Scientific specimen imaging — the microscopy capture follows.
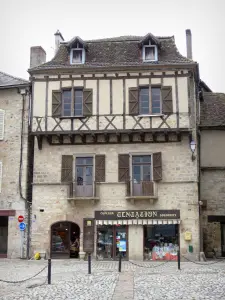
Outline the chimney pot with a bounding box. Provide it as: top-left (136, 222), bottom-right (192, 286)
top-left (30, 46), bottom-right (46, 69)
top-left (186, 29), bottom-right (193, 60)
top-left (54, 30), bottom-right (64, 54)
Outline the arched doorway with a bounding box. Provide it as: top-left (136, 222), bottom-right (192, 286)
top-left (51, 221), bottom-right (80, 259)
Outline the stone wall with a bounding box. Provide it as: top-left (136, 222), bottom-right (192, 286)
top-left (0, 88), bottom-right (29, 258)
top-left (31, 136), bottom-right (200, 259)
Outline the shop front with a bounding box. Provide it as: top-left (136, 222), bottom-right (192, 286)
top-left (95, 210), bottom-right (180, 261)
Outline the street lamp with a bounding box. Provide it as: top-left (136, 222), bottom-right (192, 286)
top-left (190, 140), bottom-right (196, 161)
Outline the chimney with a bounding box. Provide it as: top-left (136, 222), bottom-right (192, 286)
top-left (30, 46), bottom-right (46, 68)
top-left (54, 30), bottom-right (64, 54)
top-left (186, 29), bottom-right (193, 59)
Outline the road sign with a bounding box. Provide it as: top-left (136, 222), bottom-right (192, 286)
top-left (19, 222), bottom-right (26, 231)
top-left (18, 215), bottom-right (24, 223)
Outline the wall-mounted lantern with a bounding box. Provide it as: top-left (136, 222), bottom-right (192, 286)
top-left (190, 140), bottom-right (196, 161)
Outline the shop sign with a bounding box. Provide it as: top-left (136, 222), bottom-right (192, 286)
top-left (95, 210), bottom-right (180, 220)
top-left (83, 218), bottom-right (94, 253)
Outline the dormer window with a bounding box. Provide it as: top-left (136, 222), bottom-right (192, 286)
top-left (70, 42), bottom-right (85, 64)
top-left (142, 40), bottom-right (158, 62)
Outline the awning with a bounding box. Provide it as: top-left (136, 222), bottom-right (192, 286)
top-left (96, 219), bottom-right (180, 226)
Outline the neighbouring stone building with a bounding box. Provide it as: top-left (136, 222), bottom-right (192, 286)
top-left (200, 91), bottom-right (225, 258)
top-left (0, 71), bottom-right (30, 258)
top-left (28, 29), bottom-right (200, 260)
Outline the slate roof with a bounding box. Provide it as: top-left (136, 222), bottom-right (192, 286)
top-left (200, 92), bottom-right (225, 127)
top-left (0, 71), bottom-right (29, 89)
top-left (29, 34), bottom-right (195, 73)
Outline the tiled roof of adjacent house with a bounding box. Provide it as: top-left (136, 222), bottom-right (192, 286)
top-left (200, 92), bottom-right (225, 127)
top-left (0, 71), bottom-right (29, 89)
top-left (29, 34), bottom-right (195, 72)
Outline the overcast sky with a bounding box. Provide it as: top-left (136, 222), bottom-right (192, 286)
top-left (0, 0), bottom-right (224, 92)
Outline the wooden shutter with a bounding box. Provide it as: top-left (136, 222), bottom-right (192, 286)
top-left (83, 89), bottom-right (93, 116)
top-left (118, 154), bottom-right (130, 182)
top-left (61, 155), bottom-right (73, 182)
top-left (0, 162), bottom-right (2, 193)
top-left (142, 181), bottom-right (154, 196)
top-left (0, 110), bottom-right (5, 140)
top-left (153, 152), bottom-right (162, 181)
top-left (52, 90), bottom-right (62, 117)
top-left (129, 88), bottom-right (139, 115)
top-left (95, 155), bottom-right (105, 182)
top-left (162, 86), bottom-right (173, 114)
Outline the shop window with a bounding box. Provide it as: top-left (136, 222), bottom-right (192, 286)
top-left (144, 224), bottom-right (179, 261)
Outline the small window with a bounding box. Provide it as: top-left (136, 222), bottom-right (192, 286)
top-left (139, 87), bottom-right (161, 115)
top-left (143, 45), bottom-right (157, 62)
top-left (70, 44), bottom-right (85, 64)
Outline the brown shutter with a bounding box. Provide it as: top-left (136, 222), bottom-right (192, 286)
top-left (162, 86), bottom-right (173, 114)
top-left (95, 155), bottom-right (105, 182)
top-left (142, 181), bottom-right (154, 196)
top-left (61, 155), bottom-right (73, 182)
top-left (83, 89), bottom-right (93, 116)
top-left (129, 88), bottom-right (139, 115)
top-left (118, 154), bottom-right (130, 182)
top-left (52, 90), bottom-right (62, 117)
top-left (153, 152), bottom-right (162, 181)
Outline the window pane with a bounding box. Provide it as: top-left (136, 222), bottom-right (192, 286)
top-left (75, 90), bottom-right (83, 98)
top-left (74, 109), bottom-right (82, 116)
top-left (133, 166), bottom-right (141, 183)
top-left (132, 156), bottom-right (141, 163)
top-left (145, 47), bottom-right (155, 60)
top-left (86, 166), bottom-right (93, 184)
top-left (140, 88), bottom-right (149, 115)
top-left (143, 165), bottom-right (151, 181)
top-left (142, 156), bottom-right (151, 163)
top-left (85, 158), bottom-right (93, 165)
top-left (152, 107), bottom-right (161, 114)
top-left (72, 50), bottom-right (82, 63)
top-left (76, 167), bottom-right (84, 185)
top-left (63, 90), bottom-right (72, 116)
top-left (63, 110), bottom-right (71, 117)
top-left (76, 158), bottom-right (86, 165)
top-left (74, 89), bottom-right (83, 116)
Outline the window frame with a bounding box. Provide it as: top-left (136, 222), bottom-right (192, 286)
top-left (142, 40), bottom-right (158, 62)
top-left (70, 44), bottom-right (85, 65)
top-left (75, 156), bottom-right (94, 186)
top-left (61, 87), bottom-right (84, 117)
top-left (73, 154), bottom-right (95, 184)
top-left (0, 161), bottom-right (2, 193)
top-left (139, 85), bottom-right (162, 116)
top-left (132, 155), bottom-right (152, 183)
top-left (0, 109), bottom-right (5, 141)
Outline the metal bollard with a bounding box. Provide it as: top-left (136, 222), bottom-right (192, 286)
top-left (88, 253), bottom-right (91, 274)
top-left (118, 253), bottom-right (122, 272)
top-left (178, 250), bottom-right (181, 270)
top-left (48, 258), bottom-right (51, 284)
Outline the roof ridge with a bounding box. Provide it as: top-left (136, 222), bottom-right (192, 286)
top-left (0, 71), bottom-right (29, 83)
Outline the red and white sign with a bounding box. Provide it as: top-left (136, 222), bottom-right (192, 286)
top-left (18, 215), bottom-right (24, 223)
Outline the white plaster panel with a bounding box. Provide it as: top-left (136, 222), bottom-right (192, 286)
top-left (151, 78), bottom-right (161, 85)
top-left (112, 79), bottom-right (123, 114)
top-left (74, 80), bottom-right (84, 87)
top-left (178, 77), bottom-right (189, 113)
top-left (99, 80), bottom-right (110, 115)
top-left (61, 81), bottom-right (72, 88)
top-left (33, 81), bottom-right (46, 116)
top-left (139, 78), bottom-right (149, 85)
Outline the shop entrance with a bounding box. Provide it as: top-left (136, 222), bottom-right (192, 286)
top-left (96, 225), bottom-right (128, 260)
top-left (144, 224), bottom-right (179, 261)
top-left (50, 221), bottom-right (80, 259)
top-left (0, 217), bottom-right (8, 258)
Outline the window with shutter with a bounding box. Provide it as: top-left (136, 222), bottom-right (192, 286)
top-left (0, 162), bottom-right (2, 193)
top-left (0, 109), bottom-right (5, 140)
top-left (153, 152), bottom-right (162, 181)
top-left (162, 86), bottom-right (173, 114)
top-left (52, 91), bottom-right (62, 117)
top-left (118, 154), bottom-right (130, 182)
top-left (95, 155), bottom-right (105, 182)
top-left (61, 155), bottom-right (73, 182)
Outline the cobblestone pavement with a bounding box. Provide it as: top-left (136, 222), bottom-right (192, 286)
top-left (0, 259), bottom-right (225, 299)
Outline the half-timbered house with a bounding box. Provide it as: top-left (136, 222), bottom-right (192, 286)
top-left (28, 29), bottom-right (200, 260)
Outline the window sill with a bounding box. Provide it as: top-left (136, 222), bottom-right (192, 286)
top-left (137, 114), bottom-right (164, 118)
top-left (67, 196), bottom-right (100, 203)
top-left (59, 116), bottom-right (86, 120)
top-left (126, 195), bottom-right (158, 205)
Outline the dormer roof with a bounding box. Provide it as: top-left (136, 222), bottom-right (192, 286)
top-left (138, 33), bottom-right (161, 47)
top-left (67, 36), bottom-right (87, 49)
